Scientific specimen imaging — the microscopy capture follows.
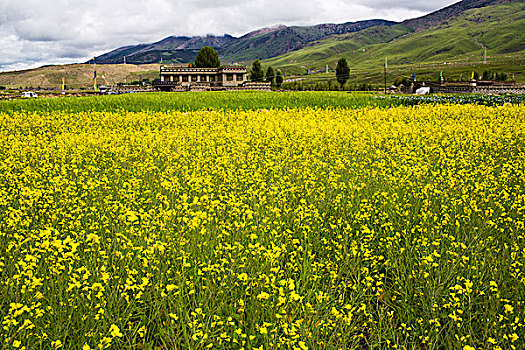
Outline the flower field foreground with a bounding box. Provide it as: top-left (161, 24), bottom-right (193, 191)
top-left (1, 104), bottom-right (524, 349)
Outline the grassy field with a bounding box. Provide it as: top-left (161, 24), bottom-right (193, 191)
top-left (2, 91), bottom-right (525, 114)
top-left (1, 93), bottom-right (524, 349)
top-left (282, 53), bottom-right (525, 89)
top-left (0, 92), bottom-right (395, 114)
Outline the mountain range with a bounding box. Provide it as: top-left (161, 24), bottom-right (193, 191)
top-left (94, 20), bottom-right (396, 65)
top-left (93, 0), bottom-right (524, 69)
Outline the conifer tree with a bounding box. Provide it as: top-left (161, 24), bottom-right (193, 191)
top-left (266, 66), bottom-right (275, 84)
top-left (195, 46), bottom-right (221, 68)
top-left (336, 58), bottom-right (350, 88)
top-left (250, 60), bottom-right (264, 82)
top-left (275, 71), bottom-right (284, 88)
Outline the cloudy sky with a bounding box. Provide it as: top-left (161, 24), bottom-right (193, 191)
top-left (0, 0), bottom-right (458, 71)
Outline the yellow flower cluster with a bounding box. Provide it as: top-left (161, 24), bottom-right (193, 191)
top-left (0, 104), bottom-right (524, 349)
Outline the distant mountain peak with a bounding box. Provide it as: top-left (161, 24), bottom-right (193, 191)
top-left (243, 25), bottom-right (288, 39)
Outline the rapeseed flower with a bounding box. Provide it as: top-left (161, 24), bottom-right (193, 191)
top-left (0, 103), bottom-right (523, 349)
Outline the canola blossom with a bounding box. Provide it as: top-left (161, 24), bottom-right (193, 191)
top-left (0, 104), bottom-right (524, 349)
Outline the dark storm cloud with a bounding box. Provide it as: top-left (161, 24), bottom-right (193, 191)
top-left (0, 0), bottom-right (458, 71)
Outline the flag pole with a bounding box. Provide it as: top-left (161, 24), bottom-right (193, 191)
top-left (93, 57), bottom-right (98, 92)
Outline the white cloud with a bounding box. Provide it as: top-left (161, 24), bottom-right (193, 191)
top-left (0, 0), bottom-right (457, 71)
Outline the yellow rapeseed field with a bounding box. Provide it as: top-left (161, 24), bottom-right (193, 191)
top-left (0, 104), bottom-right (524, 349)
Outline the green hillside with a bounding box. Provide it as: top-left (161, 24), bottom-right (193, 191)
top-left (264, 2), bottom-right (525, 79)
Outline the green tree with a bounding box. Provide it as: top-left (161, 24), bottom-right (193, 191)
top-left (266, 66), bottom-right (275, 84)
top-left (335, 58), bottom-right (350, 88)
top-left (250, 60), bottom-right (264, 82)
top-left (328, 80), bottom-right (339, 91)
top-left (195, 46), bottom-right (221, 68)
top-left (275, 71), bottom-right (284, 88)
top-left (495, 72), bottom-right (507, 81)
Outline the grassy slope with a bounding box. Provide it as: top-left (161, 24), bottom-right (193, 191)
top-left (264, 25), bottom-right (410, 71)
top-left (264, 3), bottom-right (525, 80)
top-left (0, 64), bottom-right (160, 90)
top-left (294, 53), bottom-right (525, 87)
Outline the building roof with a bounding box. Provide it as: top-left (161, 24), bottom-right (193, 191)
top-left (160, 65), bottom-right (247, 73)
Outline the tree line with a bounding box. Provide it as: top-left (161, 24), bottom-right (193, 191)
top-left (249, 57), bottom-right (351, 89)
top-left (248, 60), bottom-right (284, 88)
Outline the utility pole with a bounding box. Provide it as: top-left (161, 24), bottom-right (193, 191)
top-left (384, 57), bottom-right (387, 94)
top-left (484, 48), bottom-right (487, 64)
top-left (124, 56), bottom-right (126, 65)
